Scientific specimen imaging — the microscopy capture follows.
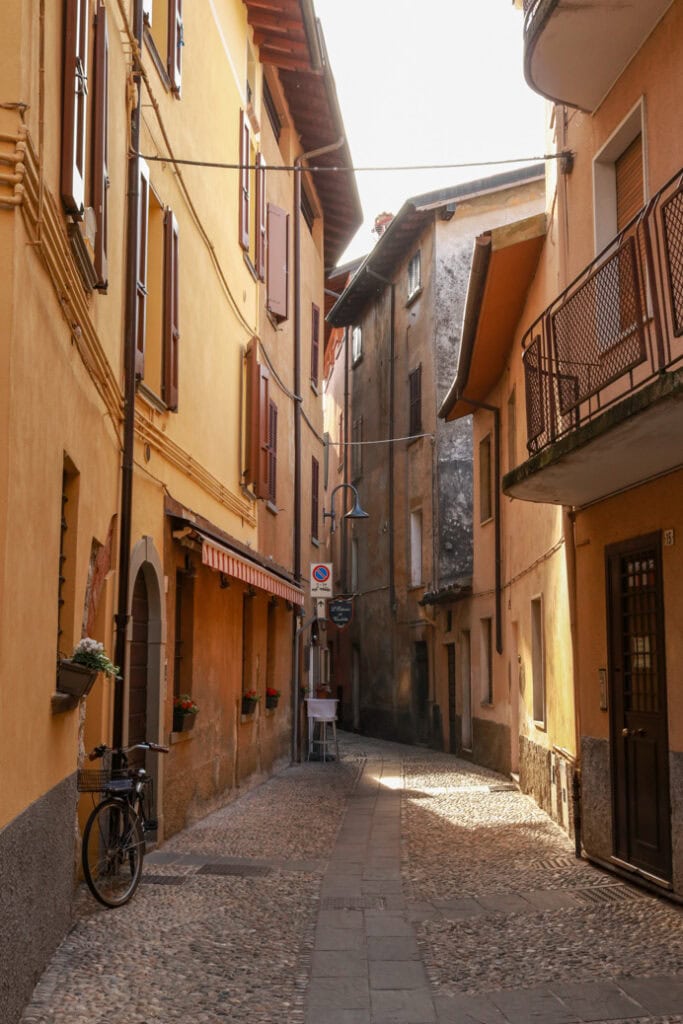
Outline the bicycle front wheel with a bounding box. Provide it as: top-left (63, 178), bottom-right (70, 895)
top-left (82, 798), bottom-right (144, 907)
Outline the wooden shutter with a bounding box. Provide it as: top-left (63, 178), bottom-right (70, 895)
top-left (92, 3), bottom-right (109, 288)
top-left (163, 209), bottom-right (180, 410)
top-left (267, 401), bottom-right (278, 503)
top-left (409, 366), bottom-right (422, 435)
top-left (61, 0), bottom-right (89, 216)
top-left (616, 134), bottom-right (643, 232)
top-left (352, 417), bottom-right (362, 479)
top-left (239, 110), bottom-right (250, 251)
top-left (135, 159), bottom-right (150, 379)
top-left (311, 456), bottom-right (319, 539)
top-left (266, 203), bottom-right (289, 320)
top-left (168, 0), bottom-right (183, 95)
top-left (245, 339), bottom-right (270, 499)
top-left (255, 153), bottom-right (266, 281)
top-left (311, 303), bottom-right (320, 385)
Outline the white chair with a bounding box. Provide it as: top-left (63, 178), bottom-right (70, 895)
top-left (305, 698), bottom-right (339, 762)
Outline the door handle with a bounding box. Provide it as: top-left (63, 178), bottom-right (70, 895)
top-left (622, 728), bottom-right (646, 738)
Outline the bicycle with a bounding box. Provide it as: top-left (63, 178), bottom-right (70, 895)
top-left (77, 741), bottom-right (169, 908)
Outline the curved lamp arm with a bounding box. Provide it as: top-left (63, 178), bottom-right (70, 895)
top-left (322, 483), bottom-right (369, 534)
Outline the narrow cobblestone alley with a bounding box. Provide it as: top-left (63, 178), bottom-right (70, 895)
top-left (20, 734), bottom-right (683, 1024)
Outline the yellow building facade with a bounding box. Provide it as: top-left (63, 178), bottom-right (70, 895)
top-left (0, 2), bottom-right (359, 1019)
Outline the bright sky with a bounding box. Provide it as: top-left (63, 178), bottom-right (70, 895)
top-left (313, 0), bottom-right (547, 263)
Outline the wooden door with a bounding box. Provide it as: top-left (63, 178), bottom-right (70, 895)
top-left (607, 533), bottom-right (672, 882)
top-left (446, 644), bottom-right (457, 754)
top-left (128, 570), bottom-right (149, 769)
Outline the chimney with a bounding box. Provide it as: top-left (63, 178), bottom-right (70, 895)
top-left (373, 212), bottom-right (394, 237)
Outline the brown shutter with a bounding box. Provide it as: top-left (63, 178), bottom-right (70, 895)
top-left (135, 159), bottom-right (150, 379)
top-left (266, 203), bottom-right (288, 320)
top-left (311, 456), bottom-right (319, 539)
top-left (92, 3), bottom-right (109, 288)
top-left (168, 0), bottom-right (183, 95)
top-left (61, 0), bottom-right (89, 217)
top-left (163, 209), bottom-right (180, 410)
top-left (616, 134), bottom-right (643, 232)
top-left (311, 303), bottom-right (320, 385)
top-left (239, 110), bottom-right (250, 251)
top-left (245, 339), bottom-right (270, 499)
top-left (409, 365), bottom-right (422, 435)
top-left (255, 153), bottom-right (266, 281)
top-left (267, 401), bottom-right (278, 503)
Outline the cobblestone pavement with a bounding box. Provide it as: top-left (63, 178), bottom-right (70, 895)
top-left (20, 734), bottom-right (683, 1024)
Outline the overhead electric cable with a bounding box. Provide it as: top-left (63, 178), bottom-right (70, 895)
top-left (135, 152), bottom-right (569, 174)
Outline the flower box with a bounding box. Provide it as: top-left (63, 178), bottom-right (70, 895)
top-left (57, 659), bottom-right (98, 699)
top-left (266, 694), bottom-right (279, 710)
top-left (242, 696), bottom-right (258, 715)
top-left (173, 711), bottom-right (196, 733)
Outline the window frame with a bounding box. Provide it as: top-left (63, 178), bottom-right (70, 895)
top-left (311, 455), bottom-right (320, 541)
top-left (410, 509), bottom-right (422, 588)
top-left (61, 0), bottom-right (90, 218)
top-left (267, 399), bottom-right (278, 505)
top-left (480, 617), bottom-right (493, 705)
top-left (310, 303), bottom-right (320, 388)
top-left (407, 250), bottom-right (422, 302)
top-left (351, 325), bottom-right (362, 366)
top-left (479, 433), bottom-right (493, 524)
top-left (531, 596), bottom-right (546, 727)
top-left (409, 365), bottom-right (422, 437)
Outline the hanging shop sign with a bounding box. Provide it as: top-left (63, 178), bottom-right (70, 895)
top-left (328, 598), bottom-right (353, 628)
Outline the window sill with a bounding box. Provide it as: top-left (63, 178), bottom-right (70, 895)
top-left (407, 433), bottom-right (423, 448)
top-left (310, 380), bottom-right (319, 396)
top-left (534, 719), bottom-right (547, 733)
top-left (266, 501), bottom-right (279, 516)
top-left (408, 583), bottom-right (424, 592)
top-left (243, 252), bottom-right (258, 281)
top-left (352, 354), bottom-right (363, 369)
top-left (137, 381), bottom-right (169, 413)
top-left (479, 515), bottom-right (494, 527)
top-left (406, 286), bottom-right (423, 308)
top-left (311, 536), bottom-right (320, 547)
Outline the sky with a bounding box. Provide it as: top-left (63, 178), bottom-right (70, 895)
top-left (312, 0), bottom-right (548, 262)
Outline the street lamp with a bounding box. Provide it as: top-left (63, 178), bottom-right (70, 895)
top-left (323, 482), bottom-right (369, 534)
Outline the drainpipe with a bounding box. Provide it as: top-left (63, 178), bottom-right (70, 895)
top-left (293, 135), bottom-right (345, 582)
top-left (459, 396), bottom-right (502, 656)
top-left (113, 0), bottom-right (143, 750)
top-left (564, 506), bottom-right (583, 858)
top-left (342, 325), bottom-right (350, 589)
top-left (292, 135), bottom-right (345, 758)
top-left (365, 269), bottom-right (396, 614)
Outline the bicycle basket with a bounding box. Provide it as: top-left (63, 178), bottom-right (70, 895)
top-left (77, 768), bottom-right (128, 793)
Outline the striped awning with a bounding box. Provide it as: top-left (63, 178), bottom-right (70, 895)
top-left (200, 534), bottom-right (304, 606)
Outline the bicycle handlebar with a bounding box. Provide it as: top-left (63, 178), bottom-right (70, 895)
top-left (88, 741), bottom-right (169, 761)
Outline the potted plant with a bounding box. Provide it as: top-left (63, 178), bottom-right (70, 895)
top-left (173, 693), bottom-right (199, 732)
top-left (57, 637), bottom-right (119, 699)
top-left (241, 690), bottom-right (259, 715)
top-left (265, 687), bottom-right (280, 710)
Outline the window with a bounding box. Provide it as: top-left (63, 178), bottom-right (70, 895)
top-left (409, 366), bottom-right (422, 436)
top-left (338, 412), bottom-right (344, 470)
top-left (255, 153), bottom-right (266, 282)
top-left (245, 338), bottom-right (270, 499)
top-left (239, 109), bottom-right (251, 252)
top-left (134, 160), bottom-right (180, 410)
top-left (301, 188), bottom-right (316, 233)
top-left (242, 592), bottom-right (255, 697)
top-left (407, 250), bottom-right (421, 301)
top-left (267, 400), bottom-right (278, 504)
top-left (593, 102), bottom-right (645, 253)
top-left (507, 388), bottom-right (517, 472)
top-left (263, 78), bottom-right (281, 142)
top-left (311, 456), bottom-right (319, 540)
top-left (351, 537), bottom-right (359, 592)
top-left (61, 0), bottom-right (109, 289)
top-left (144, 0), bottom-right (183, 95)
top-left (461, 631), bottom-right (472, 750)
top-left (310, 304), bottom-right (320, 387)
top-left (531, 597), bottom-right (545, 725)
top-left (480, 617), bottom-right (493, 704)
top-left (351, 325), bottom-right (362, 365)
top-left (174, 569), bottom-right (194, 699)
top-left (266, 600), bottom-right (277, 692)
top-left (410, 510), bottom-right (422, 587)
top-left (351, 417), bottom-right (363, 480)
top-left (479, 434), bottom-right (492, 523)
top-left (57, 457), bottom-right (80, 657)
top-left (266, 203), bottom-right (289, 321)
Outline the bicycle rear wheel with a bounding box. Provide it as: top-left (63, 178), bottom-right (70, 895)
top-left (82, 797), bottom-right (144, 907)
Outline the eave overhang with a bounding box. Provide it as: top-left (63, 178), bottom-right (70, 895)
top-left (439, 213), bottom-right (546, 422)
top-left (243, 1), bottom-right (363, 267)
top-left (328, 164), bottom-right (545, 328)
top-left (523, 0), bottom-right (674, 113)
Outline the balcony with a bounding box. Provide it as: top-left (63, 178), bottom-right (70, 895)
top-left (504, 167), bottom-right (683, 508)
top-left (523, 0), bottom-right (674, 112)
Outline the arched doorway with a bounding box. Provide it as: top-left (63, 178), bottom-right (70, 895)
top-left (128, 569), bottom-right (149, 769)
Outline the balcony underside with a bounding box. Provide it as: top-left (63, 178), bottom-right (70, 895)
top-left (503, 369), bottom-right (683, 507)
top-left (524, 0), bottom-right (674, 112)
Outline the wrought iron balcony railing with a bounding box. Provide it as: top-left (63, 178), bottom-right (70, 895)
top-left (522, 167), bottom-right (683, 455)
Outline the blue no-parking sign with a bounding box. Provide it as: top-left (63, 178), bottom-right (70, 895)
top-left (310, 562), bottom-right (333, 596)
